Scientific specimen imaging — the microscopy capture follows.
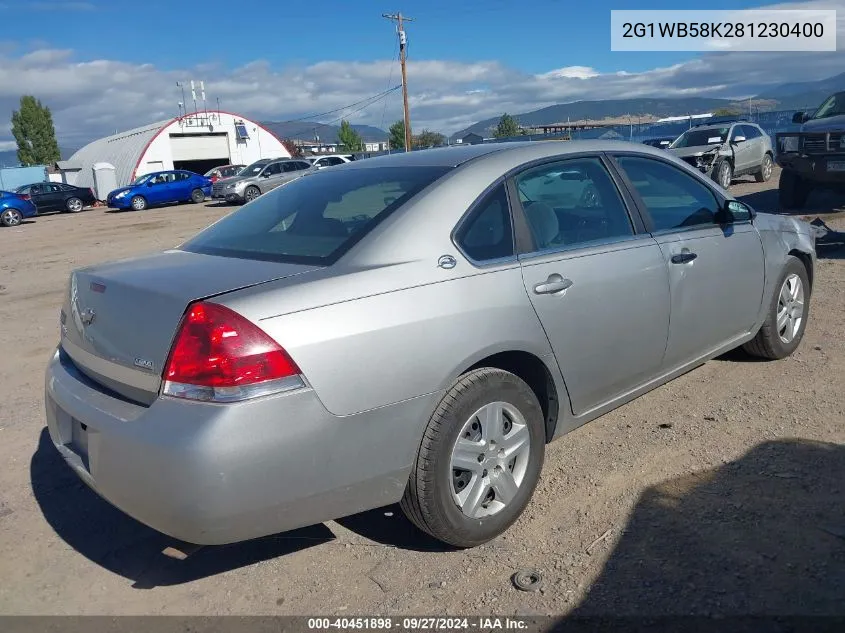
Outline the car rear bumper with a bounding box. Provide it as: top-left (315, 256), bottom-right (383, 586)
top-left (44, 347), bottom-right (434, 545)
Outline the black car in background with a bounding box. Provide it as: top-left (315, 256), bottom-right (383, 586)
top-left (15, 182), bottom-right (97, 214)
top-left (642, 136), bottom-right (677, 149)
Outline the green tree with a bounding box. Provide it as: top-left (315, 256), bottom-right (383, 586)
top-left (337, 120), bottom-right (363, 152)
top-left (494, 113), bottom-right (522, 139)
top-left (413, 129), bottom-right (446, 149)
top-left (388, 120), bottom-right (406, 150)
top-left (11, 95), bottom-right (61, 166)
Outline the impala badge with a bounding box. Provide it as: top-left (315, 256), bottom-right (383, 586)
top-left (80, 308), bottom-right (96, 326)
top-left (134, 357), bottom-right (154, 371)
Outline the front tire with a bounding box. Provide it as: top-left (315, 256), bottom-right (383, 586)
top-left (743, 256), bottom-right (810, 360)
top-left (65, 197), bottom-right (84, 213)
top-left (1, 208), bottom-right (23, 227)
top-left (400, 368), bottom-right (545, 548)
top-left (130, 195), bottom-right (147, 211)
top-left (713, 159), bottom-right (733, 189)
top-left (243, 186), bottom-right (260, 203)
top-left (191, 188), bottom-right (205, 204)
top-left (755, 154), bottom-right (773, 183)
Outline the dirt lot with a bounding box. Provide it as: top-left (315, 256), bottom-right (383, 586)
top-left (0, 168), bottom-right (843, 617)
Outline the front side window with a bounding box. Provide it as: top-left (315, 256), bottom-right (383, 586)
top-left (743, 125), bottom-right (762, 140)
top-left (515, 158), bottom-right (634, 251)
top-left (616, 156), bottom-right (720, 232)
top-left (182, 166), bottom-right (450, 264)
top-left (455, 184), bottom-right (513, 262)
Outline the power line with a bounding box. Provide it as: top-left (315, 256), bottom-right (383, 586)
top-left (277, 85), bottom-right (402, 125)
top-left (277, 86), bottom-right (402, 141)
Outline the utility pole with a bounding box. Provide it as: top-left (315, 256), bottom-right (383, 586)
top-left (383, 12), bottom-right (414, 151)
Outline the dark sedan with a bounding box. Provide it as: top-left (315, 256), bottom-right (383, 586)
top-left (15, 182), bottom-right (97, 214)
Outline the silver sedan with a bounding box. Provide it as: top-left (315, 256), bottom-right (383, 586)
top-left (45, 141), bottom-right (816, 547)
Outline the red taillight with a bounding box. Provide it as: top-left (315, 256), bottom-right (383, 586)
top-left (18, 193), bottom-right (30, 201)
top-left (162, 301), bottom-right (302, 402)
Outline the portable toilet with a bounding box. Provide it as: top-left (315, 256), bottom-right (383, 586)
top-left (92, 162), bottom-right (117, 201)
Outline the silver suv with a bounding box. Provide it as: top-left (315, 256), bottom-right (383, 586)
top-left (213, 158), bottom-right (316, 203)
top-left (668, 120), bottom-right (774, 189)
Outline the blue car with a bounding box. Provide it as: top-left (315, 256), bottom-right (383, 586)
top-left (106, 170), bottom-right (212, 211)
top-left (1, 190), bottom-right (38, 227)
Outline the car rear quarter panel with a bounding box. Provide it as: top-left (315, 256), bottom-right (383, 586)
top-left (219, 264), bottom-right (555, 417)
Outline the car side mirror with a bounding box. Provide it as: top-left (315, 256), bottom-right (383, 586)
top-left (716, 199), bottom-right (754, 224)
top-left (146, 181), bottom-right (153, 187)
top-left (732, 136), bottom-right (746, 144)
top-left (261, 172), bottom-right (270, 178)
top-left (792, 111), bottom-right (807, 124)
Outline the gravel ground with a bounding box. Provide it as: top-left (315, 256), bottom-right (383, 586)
top-left (0, 168), bottom-right (843, 617)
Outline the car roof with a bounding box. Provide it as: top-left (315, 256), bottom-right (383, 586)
top-left (341, 140), bottom-right (679, 172)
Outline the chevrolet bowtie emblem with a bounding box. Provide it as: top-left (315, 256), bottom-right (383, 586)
top-left (80, 308), bottom-right (96, 326)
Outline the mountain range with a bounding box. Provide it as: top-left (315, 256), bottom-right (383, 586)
top-left (259, 121), bottom-right (388, 143)
top-left (450, 71), bottom-right (845, 140)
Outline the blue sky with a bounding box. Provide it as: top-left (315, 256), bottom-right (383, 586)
top-left (7, 0), bottom-right (771, 72)
top-left (0, 0), bottom-right (843, 148)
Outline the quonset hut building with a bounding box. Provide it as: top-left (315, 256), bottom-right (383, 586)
top-left (61, 111), bottom-right (290, 194)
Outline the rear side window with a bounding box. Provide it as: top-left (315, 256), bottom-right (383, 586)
top-left (182, 166), bottom-right (451, 264)
top-left (455, 184), bottom-right (514, 262)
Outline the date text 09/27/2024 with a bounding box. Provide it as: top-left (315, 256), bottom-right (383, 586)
top-left (307, 617), bottom-right (530, 631)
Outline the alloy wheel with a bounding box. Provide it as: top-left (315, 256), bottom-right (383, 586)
top-left (67, 198), bottom-right (83, 212)
top-left (1, 209), bottom-right (22, 227)
top-left (776, 273), bottom-right (805, 344)
top-left (450, 401), bottom-right (531, 519)
top-left (720, 162), bottom-right (732, 189)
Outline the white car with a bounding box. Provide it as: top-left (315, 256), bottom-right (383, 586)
top-left (306, 155), bottom-right (353, 169)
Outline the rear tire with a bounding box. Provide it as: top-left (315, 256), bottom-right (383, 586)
top-left (400, 368), bottom-right (545, 548)
top-left (755, 154), bottom-right (773, 183)
top-left (743, 256), bottom-right (810, 360)
top-left (65, 197), bottom-right (84, 213)
top-left (779, 169), bottom-right (810, 209)
top-left (190, 188), bottom-right (205, 204)
top-left (1, 208), bottom-right (23, 227)
top-left (130, 195), bottom-right (147, 211)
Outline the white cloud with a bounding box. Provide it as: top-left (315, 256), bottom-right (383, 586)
top-left (0, 0), bottom-right (843, 147)
top-left (541, 66), bottom-right (600, 80)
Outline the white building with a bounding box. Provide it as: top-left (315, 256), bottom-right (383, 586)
top-left (62, 111), bottom-right (290, 190)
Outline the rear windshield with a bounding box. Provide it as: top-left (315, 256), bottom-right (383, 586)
top-left (181, 166), bottom-right (451, 265)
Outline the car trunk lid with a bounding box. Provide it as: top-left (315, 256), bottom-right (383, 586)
top-left (60, 249), bottom-right (320, 405)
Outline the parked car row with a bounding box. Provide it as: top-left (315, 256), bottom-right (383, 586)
top-left (2, 155), bottom-right (356, 227)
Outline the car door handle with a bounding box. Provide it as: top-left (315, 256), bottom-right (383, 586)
top-left (533, 274), bottom-right (573, 295)
top-left (671, 252), bottom-right (698, 264)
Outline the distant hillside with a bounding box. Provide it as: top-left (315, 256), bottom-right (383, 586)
top-left (261, 121), bottom-right (387, 143)
top-left (452, 72), bottom-right (845, 140)
top-left (451, 97), bottom-right (736, 140)
top-left (0, 147), bottom-right (79, 168)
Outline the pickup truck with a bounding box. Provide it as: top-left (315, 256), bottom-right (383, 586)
top-left (776, 91), bottom-right (845, 209)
